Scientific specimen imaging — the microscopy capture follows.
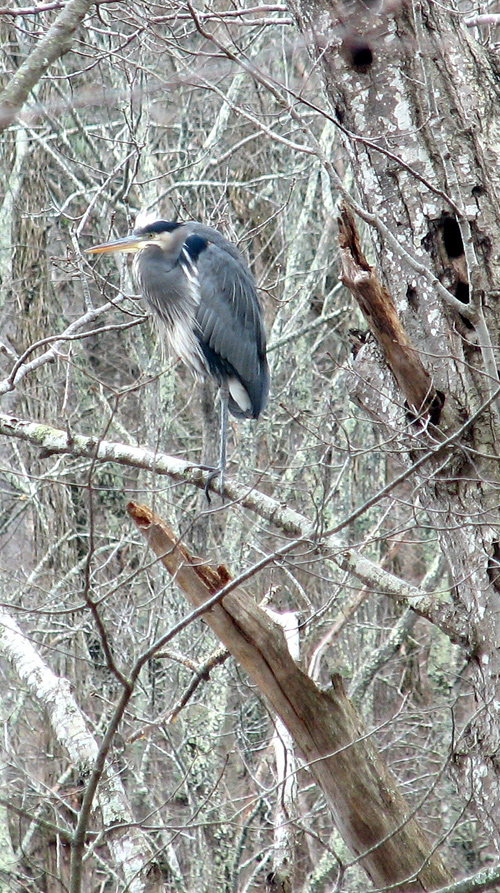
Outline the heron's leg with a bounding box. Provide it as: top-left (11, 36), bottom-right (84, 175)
top-left (218, 380), bottom-right (228, 491)
top-left (204, 381), bottom-right (229, 501)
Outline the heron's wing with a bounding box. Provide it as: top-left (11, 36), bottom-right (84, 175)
top-left (183, 222), bottom-right (245, 265)
top-left (195, 241), bottom-right (266, 384)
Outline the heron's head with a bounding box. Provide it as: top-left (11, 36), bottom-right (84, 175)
top-left (85, 219), bottom-right (183, 256)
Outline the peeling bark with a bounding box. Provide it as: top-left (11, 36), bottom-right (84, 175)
top-left (338, 204), bottom-right (443, 422)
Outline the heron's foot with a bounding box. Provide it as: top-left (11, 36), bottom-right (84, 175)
top-left (183, 462), bottom-right (225, 503)
top-left (204, 466), bottom-right (225, 504)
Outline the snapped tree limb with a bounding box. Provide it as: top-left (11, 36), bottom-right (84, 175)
top-left (0, 410), bottom-right (465, 640)
top-left (128, 501), bottom-right (453, 892)
top-left (338, 204), bottom-right (444, 423)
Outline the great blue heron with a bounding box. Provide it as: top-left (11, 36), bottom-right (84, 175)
top-left (85, 216), bottom-right (270, 496)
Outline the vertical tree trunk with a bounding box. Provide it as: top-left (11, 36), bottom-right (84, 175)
top-left (286, 0), bottom-right (500, 843)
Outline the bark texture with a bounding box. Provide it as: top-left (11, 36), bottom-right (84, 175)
top-left (0, 0), bottom-right (95, 130)
top-left (0, 607), bottom-right (162, 893)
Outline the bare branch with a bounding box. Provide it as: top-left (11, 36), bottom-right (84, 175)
top-left (0, 294), bottom-right (140, 396)
top-left (0, 606), bottom-right (161, 893)
top-left (432, 863), bottom-right (500, 893)
top-left (0, 410), bottom-right (469, 640)
top-left (0, 0), bottom-right (95, 132)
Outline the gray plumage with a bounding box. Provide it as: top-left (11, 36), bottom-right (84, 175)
top-left (131, 220), bottom-right (269, 419)
top-left (86, 217), bottom-right (269, 496)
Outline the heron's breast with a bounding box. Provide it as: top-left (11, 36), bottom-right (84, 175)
top-left (165, 319), bottom-right (207, 380)
top-left (133, 247), bottom-right (207, 379)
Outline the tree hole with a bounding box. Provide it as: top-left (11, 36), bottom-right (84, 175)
top-left (442, 216), bottom-right (464, 259)
top-left (487, 541), bottom-right (500, 591)
top-left (406, 283), bottom-right (419, 311)
top-left (405, 390), bottom-right (445, 427)
top-left (429, 390), bottom-right (445, 425)
top-left (341, 36), bottom-right (373, 72)
top-left (459, 312), bottom-right (474, 330)
top-left (424, 214), bottom-right (470, 305)
top-left (455, 280), bottom-right (470, 304)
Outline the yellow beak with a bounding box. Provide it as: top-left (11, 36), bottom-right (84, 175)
top-left (85, 234), bottom-right (147, 255)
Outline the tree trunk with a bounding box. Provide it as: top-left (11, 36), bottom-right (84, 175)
top-left (286, 0), bottom-right (500, 843)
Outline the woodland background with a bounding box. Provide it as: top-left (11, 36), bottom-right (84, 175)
top-left (1, 1), bottom-right (500, 892)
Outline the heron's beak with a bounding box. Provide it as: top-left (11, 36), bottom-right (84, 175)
top-left (85, 234), bottom-right (147, 255)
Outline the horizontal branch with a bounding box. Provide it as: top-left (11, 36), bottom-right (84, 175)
top-left (0, 295), bottom-right (142, 397)
top-left (0, 411), bottom-right (466, 642)
top-left (432, 862), bottom-right (500, 893)
top-left (0, 0), bottom-right (116, 15)
top-left (0, 794), bottom-right (74, 844)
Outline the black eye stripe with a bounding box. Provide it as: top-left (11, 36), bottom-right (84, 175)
top-left (134, 220), bottom-right (181, 236)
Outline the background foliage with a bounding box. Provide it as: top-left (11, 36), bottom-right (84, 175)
top-left (0, 2), bottom-right (492, 891)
